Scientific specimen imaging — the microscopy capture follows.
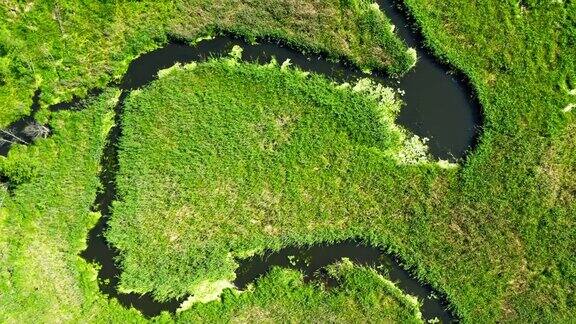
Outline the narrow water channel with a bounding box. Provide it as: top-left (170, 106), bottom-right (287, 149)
top-left (377, 0), bottom-right (482, 160)
top-left (0, 90), bottom-right (42, 156)
top-left (235, 241), bottom-right (455, 323)
top-left (1, 0), bottom-right (480, 321)
top-left (121, 30), bottom-right (480, 160)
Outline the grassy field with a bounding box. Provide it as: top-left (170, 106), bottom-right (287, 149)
top-left (0, 0), bottom-right (574, 323)
top-left (0, 89), bottom-right (139, 322)
top-left (398, 0), bottom-right (576, 321)
top-left (0, 86), bottom-right (425, 323)
top-left (0, 0), bottom-right (413, 128)
top-left (108, 57), bottom-right (431, 301)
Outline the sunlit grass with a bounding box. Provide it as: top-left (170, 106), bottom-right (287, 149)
top-left (107, 57), bottom-right (435, 301)
top-left (0, 0), bottom-right (413, 127)
top-left (176, 261), bottom-right (423, 323)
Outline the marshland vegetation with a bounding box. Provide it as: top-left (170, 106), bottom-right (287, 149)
top-left (108, 57), bottom-right (431, 302)
top-left (0, 0), bottom-right (574, 322)
top-left (0, 0), bottom-right (414, 127)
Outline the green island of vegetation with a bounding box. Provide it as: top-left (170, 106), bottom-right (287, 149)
top-left (0, 0), bottom-right (575, 323)
top-left (109, 56), bottom-right (429, 301)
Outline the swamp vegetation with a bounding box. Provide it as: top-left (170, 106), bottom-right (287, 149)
top-left (177, 261), bottom-right (423, 323)
top-left (109, 57), bottom-right (430, 302)
top-left (0, 0), bottom-right (575, 323)
top-left (0, 0), bottom-right (414, 127)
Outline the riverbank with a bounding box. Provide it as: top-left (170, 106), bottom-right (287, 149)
top-left (0, 0), bottom-right (414, 128)
top-left (106, 56), bottom-right (444, 314)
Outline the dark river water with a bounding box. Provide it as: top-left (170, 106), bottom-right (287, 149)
top-left (118, 0), bottom-right (481, 161)
top-left (0, 0), bottom-right (482, 321)
top-left (235, 241), bottom-right (455, 322)
top-left (378, 0), bottom-right (482, 161)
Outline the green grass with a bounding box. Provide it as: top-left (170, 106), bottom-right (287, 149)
top-left (0, 0), bottom-right (575, 322)
top-left (0, 89), bottom-right (142, 322)
top-left (175, 261), bottom-right (423, 323)
top-left (0, 81), bottom-right (425, 323)
top-left (0, 0), bottom-right (413, 128)
top-left (108, 57), bottom-right (432, 301)
top-left (397, 0), bottom-right (576, 321)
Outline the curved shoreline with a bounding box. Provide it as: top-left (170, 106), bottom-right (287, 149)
top-left (235, 240), bottom-right (456, 322)
top-left (81, 34), bottom-right (464, 320)
top-left (378, 0), bottom-right (482, 160)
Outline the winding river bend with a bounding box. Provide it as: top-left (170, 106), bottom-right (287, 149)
top-left (1, 0), bottom-right (482, 321)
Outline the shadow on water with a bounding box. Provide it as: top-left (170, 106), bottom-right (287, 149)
top-left (2, 0), bottom-right (483, 320)
top-left (49, 88), bottom-right (105, 112)
top-left (0, 88), bottom-right (105, 157)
